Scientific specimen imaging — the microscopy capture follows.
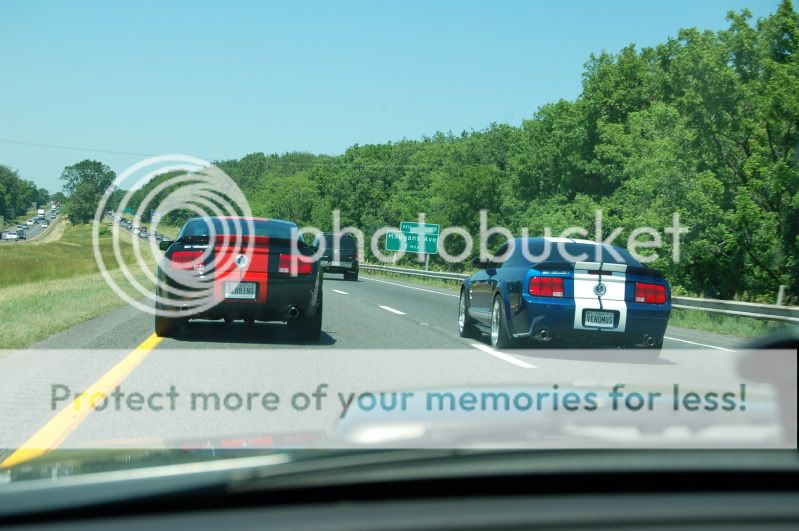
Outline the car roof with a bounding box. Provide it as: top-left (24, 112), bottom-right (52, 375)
top-left (187, 216), bottom-right (295, 226)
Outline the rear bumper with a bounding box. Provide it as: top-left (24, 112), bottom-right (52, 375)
top-left (320, 260), bottom-right (358, 273)
top-left (157, 275), bottom-right (320, 322)
top-left (511, 298), bottom-right (670, 346)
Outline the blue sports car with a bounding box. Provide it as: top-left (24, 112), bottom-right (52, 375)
top-left (458, 237), bottom-right (671, 357)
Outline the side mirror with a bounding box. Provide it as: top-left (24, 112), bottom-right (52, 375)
top-left (159, 240), bottom-right (172, 251)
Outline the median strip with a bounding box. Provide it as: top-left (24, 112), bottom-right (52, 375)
top-left (0, 333), bottom-right (163, 468)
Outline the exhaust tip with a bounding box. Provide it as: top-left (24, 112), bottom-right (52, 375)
top-left (287, 306), bottom-right (300, 319)
top-left (535, 329), bottom-right (552, 342)
top-left (644, 335), bottom-right (657, 347)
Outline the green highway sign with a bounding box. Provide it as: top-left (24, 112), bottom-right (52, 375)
top-left (386, 221), bottom-right (440, 254)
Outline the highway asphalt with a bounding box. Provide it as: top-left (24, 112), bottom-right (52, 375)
top-left (1, 270), bottom-right (767, 461)
top-left (0, 212), bottom-right (58, 243)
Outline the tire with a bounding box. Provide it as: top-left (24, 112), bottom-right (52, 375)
top-left (490, 295), bottom-right (514, 349)
top-left (154, 314), bottom-right (179, 338)
top-left (344, 269), bottom-right (359, 281)
top-left (458, 288), bottom-right (474, 338)
top-left (289, 294), bottom-right (323, 341)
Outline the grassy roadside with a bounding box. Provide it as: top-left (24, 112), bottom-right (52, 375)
top-left (0, 222), bottom-right (158, 349)
top-left (0, 221), bottom-right (155, 288)
top-left (0, 269), bottom-right (155, 349)
top-left (359, 268), bottom-right (794, 338)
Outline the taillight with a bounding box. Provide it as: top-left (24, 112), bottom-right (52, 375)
top-left (634, 282), bottom-right (666, 304)
top-left (278, 254), bottom-right (313, 276)
top-left (529, 276), bottom-right (564, 297)
top-left (170, 250), bottom-right (203, 270)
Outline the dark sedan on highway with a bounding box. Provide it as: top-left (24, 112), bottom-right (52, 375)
top-left (459, 237), bottom-right (671, 357)
top-left (315, 232), bottom-right (359, 280)
top-left (155, 217), bottom-right (323, 340)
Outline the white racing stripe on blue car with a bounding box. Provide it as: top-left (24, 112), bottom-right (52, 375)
top-left (572, 262), bottom-right (628, 332)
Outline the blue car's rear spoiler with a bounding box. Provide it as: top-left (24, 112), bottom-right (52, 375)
top-left (533, 261), bottom-right (665, 278)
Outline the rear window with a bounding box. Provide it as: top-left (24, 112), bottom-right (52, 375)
top-left (509, 238), bottom-right (643, 267)
top-left (323, 234), bottom-right (356, 250)
top-left (180, 218), bottom-right (301, 241)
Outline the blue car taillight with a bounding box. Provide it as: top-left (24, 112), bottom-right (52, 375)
top-left (529, 276), bottom-right (564, 297)
top-left (634, 282), bottom-right (666, 304)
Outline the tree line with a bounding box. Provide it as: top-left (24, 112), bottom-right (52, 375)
top-left (60, 1), bottom-right (799, 302)
top-left (0, 165), bottom-right (50, 223)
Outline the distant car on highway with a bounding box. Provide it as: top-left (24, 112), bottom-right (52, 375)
top-left (42, 222), bottom-right (49, 228)
top-left (16, 230), bottom-right (26, 241)
top-left (26, 220), bottom-right (34, 226)
top-left (458, 237), bottom-right (671, 358)
top-left (3, 231), bottom-right (18, 241)
top-left (315, 232), bottom-right (359, 280)
top-left (154, 217), bottom-right (323, 340)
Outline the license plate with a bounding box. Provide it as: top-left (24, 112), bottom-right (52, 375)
top-left (224, 282), bottom-right (256, 300)
top-left (584, 310), bottom-right (615, 328)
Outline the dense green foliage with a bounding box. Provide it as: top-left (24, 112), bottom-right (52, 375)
top-left (61, 160), bottom-right (116, 224)
top-left (66, 2), bottom-right (799, 302)
top-left (0, 165), bottom-right (49, 223)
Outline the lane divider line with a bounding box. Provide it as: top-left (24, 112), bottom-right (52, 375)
top-left (1, 333), bottom-right (164, 468)
top-left (361, 276), bottom-right (459, 297)
top-left (470, 343), bottom-right (538, 369)
top-left (379, 305), bottom-right (406, 315)
top-left (331, 289), bottom-right (349, 295)
top-left (664, 336), bottom-right (736, 352)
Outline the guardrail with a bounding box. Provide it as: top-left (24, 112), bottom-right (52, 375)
top-left (360, 264), bottom-right (799, 324)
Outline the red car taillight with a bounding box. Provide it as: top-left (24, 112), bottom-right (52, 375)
top-left (529, 276), bottom-right (564, 297)
top-left (278, 254), bottom-right (313, 275)
top-left (170, 250), bottom-right (203, 270)
top-left (634, 282), bottom-right (666, 304)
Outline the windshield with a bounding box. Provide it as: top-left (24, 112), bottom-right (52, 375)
top-left (323, 234), bottom-right (357, 250)
top-left (0, 0), bottom-right (796, 519)
top-left (510, 239), bottom-right (644, 267)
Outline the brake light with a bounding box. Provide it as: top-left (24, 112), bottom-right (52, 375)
top-left (170, 250), bottom-right (203, 270)
top-left (529, 276), bottom-right (564, 297)
top-left (634, 282), bottom-right (666, 304)
top-left (278, 253), bottom-right (313, 275)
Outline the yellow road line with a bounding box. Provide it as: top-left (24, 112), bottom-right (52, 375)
top-left (1, 333), bottom-right (163, 468)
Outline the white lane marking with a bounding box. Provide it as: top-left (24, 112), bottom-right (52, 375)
top-left (361, 276), bottom-right (459, 297)
top-left (664, 336), bottom-right (737, 352)
top-left (331, 289), bottom-right (349, 295)
top-left (470, 343), bottom-right (538, 369)
top-left (379, 305), bottom-right (406, 315)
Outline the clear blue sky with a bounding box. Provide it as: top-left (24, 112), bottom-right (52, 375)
top-left (0, 0), bottom-right (782, 191)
